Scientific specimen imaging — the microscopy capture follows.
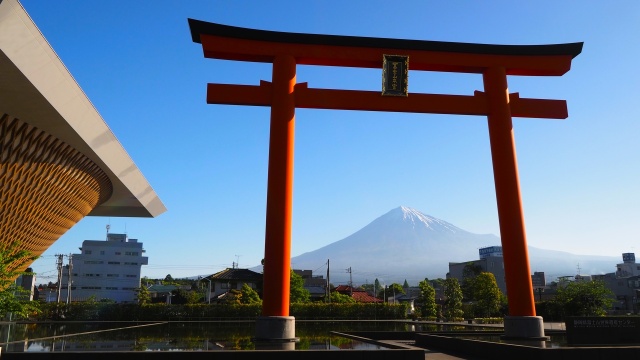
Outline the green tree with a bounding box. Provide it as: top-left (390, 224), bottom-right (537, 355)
top-left (443, 278), bottom-right (464, 320)
top-left (0, 243), bottom-right (40, 319)
top-left (330, 291), bottom-right (356, 303)
top-left (239, 283), bottom-right (262, 305)
top-left (361, 283), bottom-right (374, 294)
top-left (134, 285), bottom-right (151, 305)
top-left (432, 278), bottom-right (445, 290)
top-left (466, 272), bottom-right (503, 318)
top-left (554, 280), bottom-right (614, 317)
top-left (461, 264), bottom-right (483, 300)
top-left (417, 278), bottom-right (437, 318)
top-left (403, 279), bottom-right (410, 289)
top-left (289, 270), bottom-right (310, 303)
top-left (170, 288), bottom-right (201, 304)
top-left (383, 283), bottom-right (405, 301)
top-left (462, 264), bottom-right (483, 278)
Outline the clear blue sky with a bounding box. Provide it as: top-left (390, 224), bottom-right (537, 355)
top-left (21, 1), bottom-right (640, 283)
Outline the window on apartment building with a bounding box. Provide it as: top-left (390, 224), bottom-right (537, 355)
top-left (106, 287), bottom-right (118, 290)
top-left (125, 252), bottom-right (139, 256)
top-left (84, 261), bottom-right (104, 264)
top-left (100, 251), bottom-right (105, 255)
top-left (125, 275), bottom-right (137, 278)
top-left (108, 261), bottom-right (120, 265)
top-left (115, 252), bottom-right (121, 255)
top-left (85, 250), bottom-right (92, 254)
top-left (124, 262), bottom-right (138, 265)
top-left (107, 274), bottom-right (119, 277)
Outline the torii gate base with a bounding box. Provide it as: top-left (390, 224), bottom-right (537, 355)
top-left (504, 316), bottom-right (546, 341)
top-left (254, 316), bottom-right (297, 349)
top-left (188, 20), bottom-right (582, 344)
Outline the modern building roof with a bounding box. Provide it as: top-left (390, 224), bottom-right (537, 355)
top-left (0, 0), bottom-right (165, 217)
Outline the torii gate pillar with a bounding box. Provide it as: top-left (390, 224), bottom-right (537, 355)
top-left (484, 67), bottom-right (544, 339)
top-left (255, 55), bottom-right (298, 345)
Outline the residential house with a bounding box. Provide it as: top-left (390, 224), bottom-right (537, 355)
top-left (205, 267), bottom-right (263, 302)
top-left (148, 284), bottom-right (179, 304)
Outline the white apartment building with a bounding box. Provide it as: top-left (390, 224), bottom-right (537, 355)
top-left (60, 233), bottom-right (148, 303)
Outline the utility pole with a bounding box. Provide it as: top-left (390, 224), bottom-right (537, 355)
top-left (326, 259), bottom-right (330, 303)
top-left (55, 254), bottom-right (63, 303)
top-left (66, 254), bottom-right (73, 304)
top-left (346, 267), bottom-right (353, 296)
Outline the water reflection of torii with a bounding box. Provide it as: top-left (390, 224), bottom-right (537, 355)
top-left (188, 19), bottom-right (582, 343)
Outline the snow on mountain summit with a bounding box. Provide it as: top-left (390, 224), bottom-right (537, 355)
top-left (397, 206), bottom-right (460, 234)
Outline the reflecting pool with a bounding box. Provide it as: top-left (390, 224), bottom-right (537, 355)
top-left (0, 320), bottom-right (423, 352)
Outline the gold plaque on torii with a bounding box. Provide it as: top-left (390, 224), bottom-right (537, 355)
top-left (382, 54), bottom-right (409, 97)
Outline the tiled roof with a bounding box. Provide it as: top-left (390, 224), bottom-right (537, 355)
top-left (208, 268), bottom-right (263, 281)
top-left (334, 285), bottom-right (382, 303)
top-left (334, 285), bottom-right (356, 292)
top-left (351, 291), bottom-right (382, 303)
top-left (148, 285), bottom-right (177, 293)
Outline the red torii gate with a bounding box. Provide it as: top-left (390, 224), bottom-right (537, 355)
top-left (189, 19), bottom-right (582, 341)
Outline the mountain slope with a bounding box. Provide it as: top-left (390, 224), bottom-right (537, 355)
top-left (291, 206), bottom-right (498, 285)
top-left (288, 206), bottom-right (619, 286)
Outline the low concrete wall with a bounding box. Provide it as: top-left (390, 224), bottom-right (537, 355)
top-left (415, 333), bottom-right (640, 360)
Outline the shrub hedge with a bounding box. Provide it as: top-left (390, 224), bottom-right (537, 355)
top-left (34, 302), bottom-right (408, 321)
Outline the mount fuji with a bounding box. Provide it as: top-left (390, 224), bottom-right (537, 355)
top-left (287, 206), bottom-right (620, 286)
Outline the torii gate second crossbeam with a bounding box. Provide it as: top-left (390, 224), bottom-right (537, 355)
top-left (188, 19), bottom-right (582, 342)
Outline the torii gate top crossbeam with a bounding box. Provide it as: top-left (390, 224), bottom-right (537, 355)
top-left (189, 19), bottom-right (582, 76)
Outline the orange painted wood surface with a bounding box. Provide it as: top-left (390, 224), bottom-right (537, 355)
top-left (206, 82), bottom-right (568, 119)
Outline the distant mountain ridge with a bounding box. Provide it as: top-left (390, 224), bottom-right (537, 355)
top-left (283, 206), bottom-right (620, 286)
